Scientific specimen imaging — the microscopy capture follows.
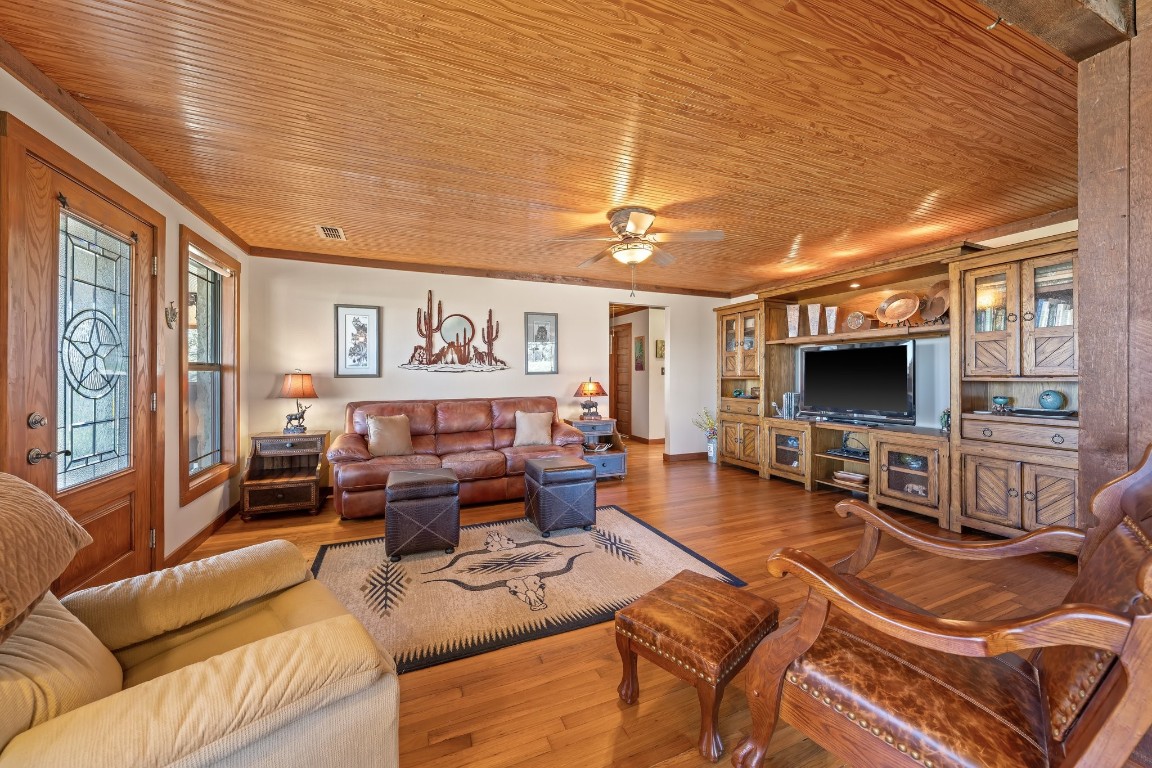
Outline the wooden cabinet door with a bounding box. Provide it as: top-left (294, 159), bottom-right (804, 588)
top-left (1022, 463), bottom-right (1078, 530)
top-left (875, 441), bottom-right (938, 506)
top-left (720, 314), bottom-right (739, 376)
top-left (739, 310), bottom-right (760, 376)
top-left (1020, 254), bottom-right (1077, 377)
top-left (739, 421), bottom-right (760, 466)
top-left (719, 420), bottom-right (741, 460)
top-left (962, 454), bottom-right (1022, 529)
top-left (964, 263), bottom-right (1020, 376)
top-left (768, 427), bottom-right (805, 476)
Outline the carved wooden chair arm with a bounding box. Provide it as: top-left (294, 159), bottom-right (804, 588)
top-left (833, 498), bottom-right (1085, 576)
top-left (769, 546), bottom-right (1131, 657)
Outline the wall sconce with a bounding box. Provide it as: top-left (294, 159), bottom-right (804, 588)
top-left (164, 301), bottom-right (179, 329)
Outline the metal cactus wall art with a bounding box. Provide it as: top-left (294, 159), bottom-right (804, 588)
top-left (401, 290), bottom-right (509, 372)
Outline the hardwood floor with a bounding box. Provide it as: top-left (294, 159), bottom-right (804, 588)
top-left (187, 443), bottom-right (1077, 767)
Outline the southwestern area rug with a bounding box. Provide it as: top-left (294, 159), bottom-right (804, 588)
top-left (311, 505), bottom-right (743, 673)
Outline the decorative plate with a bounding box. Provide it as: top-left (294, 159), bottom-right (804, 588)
top-left (875, 291), bottom-right (920, 324)
top-left (844, 310), bottom-right (873, 330)
top-left (922, 279), bottom-right (950, 321)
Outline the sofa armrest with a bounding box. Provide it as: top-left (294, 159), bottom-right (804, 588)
top-left (0, 615), bottom-right (392, 768)
top-left (327, 432), bottom-right (371, 462)
top-left (552, 422), bottom-right (584, 446)
top-left (60, 540), bottom-right (311, 651)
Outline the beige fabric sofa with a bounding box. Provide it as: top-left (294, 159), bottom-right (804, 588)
top-left (0, 472), bottom-right (398, 768)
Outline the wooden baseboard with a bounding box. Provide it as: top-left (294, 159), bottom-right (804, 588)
top-left (164, 500), bottom-right (241, 568)
top-left (628, 436), bottom-right (666, 445)
top-left (663, 451), bottom-right (708, 462)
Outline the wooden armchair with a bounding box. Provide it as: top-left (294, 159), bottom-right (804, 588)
top-left (732, 447), bottom-right (1152, 768)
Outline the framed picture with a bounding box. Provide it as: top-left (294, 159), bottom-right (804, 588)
top-left (334, 304), bottom-right (382, 377)
top-left (635, 335), bottom-right (645, 371)
top-left (654, 339), bottom-right (665, 359)
top-left (525, 312), bottom-right (558, 374)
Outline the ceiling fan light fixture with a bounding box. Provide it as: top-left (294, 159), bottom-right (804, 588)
top-left (609, 241), bottom-right (654, 265)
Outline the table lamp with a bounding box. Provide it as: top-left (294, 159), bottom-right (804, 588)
top-left (279, 369), bottom-right (318, 434)
top-left (574, 378), bottom-right (607, 420)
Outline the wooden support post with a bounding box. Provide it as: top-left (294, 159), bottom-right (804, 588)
top-left (978, 0), bottom-right (1134, 60)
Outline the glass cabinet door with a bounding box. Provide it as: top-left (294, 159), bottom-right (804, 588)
top-left (770, 429), bottom-right (804, 474)
top-left (965, 263), bottom-right (1020, 376)
top-left (876, 442), bottom-right (937, 506)
top-left (1021, 255), bottom-right (1077, 376)
top-left (740, 311), bottom-right (759, 375)
top-left (721, 315), bottom-right (739, 375)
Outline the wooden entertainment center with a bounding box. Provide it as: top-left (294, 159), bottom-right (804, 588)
top-left (715, 233), bottom-right (1079, 535)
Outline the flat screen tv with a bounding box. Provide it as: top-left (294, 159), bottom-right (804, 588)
top-left (798, 340), bottom-right (915, 425)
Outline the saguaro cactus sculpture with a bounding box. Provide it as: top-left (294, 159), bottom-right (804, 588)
top-left (416, 289), bottom-right (443, 364)
top-left (481, 308), bottom-right (500, 364)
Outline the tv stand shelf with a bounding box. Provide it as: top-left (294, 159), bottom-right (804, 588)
top-left (761, 418), bottom-right (950, 527)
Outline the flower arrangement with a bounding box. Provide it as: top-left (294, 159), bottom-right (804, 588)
top-left (692, 408), bottom-right (718, 441)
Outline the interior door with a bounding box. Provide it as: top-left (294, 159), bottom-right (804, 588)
top-left (610, 324), bottom-right (632, 436)
top-left (5, 151), bottom-right (158, 592)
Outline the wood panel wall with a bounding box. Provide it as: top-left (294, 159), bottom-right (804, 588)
top-left (1077, 0), bottom-right (1152, 515)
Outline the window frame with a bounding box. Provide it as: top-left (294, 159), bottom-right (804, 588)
top-left (179, 225), bottom-right (240, 505)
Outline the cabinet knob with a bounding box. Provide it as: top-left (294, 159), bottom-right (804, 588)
top-left (275, 492), bottom-right (284, 499)
top-left (1007, 312), bottom-right (1018, 322)
top-left (285, 442), bottom-right (294, 448)
top-left (1022, 311), bottom-right (1035, 322)
top-left (1052, 434), bottom-right (1065, 445)
top-left (1008, 488), bottom-right (1019, 498)
top-left (1024, 491), bottom-right (1036, 501)
top-left (982, 427), bottom-right (993, 438)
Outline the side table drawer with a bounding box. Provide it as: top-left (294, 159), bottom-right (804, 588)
top-left (961, 418), bottom-right (1078, 451)
top-left (255, 435), bottom-right (325, 455)
top-left (584, 451), bottom-right (626, 477)
top-left (245, 482), bottom-right (317, 512)
top-left (574, 421), bottom-right (614, 436)
top-left (720, 399), bottom-right (760, 416)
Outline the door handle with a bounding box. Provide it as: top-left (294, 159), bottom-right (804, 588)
top-left (27, 412), bottom-right (48, 429)
top-left (27, 448), bottom-right (71, 465)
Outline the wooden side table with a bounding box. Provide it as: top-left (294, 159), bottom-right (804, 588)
top-left (566, 418), bottom-right (627, 478)
top-left (240, 431), bottom-right (329, 520)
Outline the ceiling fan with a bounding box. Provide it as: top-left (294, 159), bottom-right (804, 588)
top-left (554, 206), bottom-right (724, 268)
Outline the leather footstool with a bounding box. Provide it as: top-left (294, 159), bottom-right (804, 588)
top-left (614, 570), bottom-right (778, 762)
top-left (384, 468), bottom-right (460, 561)
top-left (524, 457), bottom-right (597, 537)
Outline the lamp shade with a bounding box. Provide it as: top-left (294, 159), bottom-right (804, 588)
top-left (279, 372), bottom-right (318, 399)
top-left (609, 241), bottom-right (654, 265)
top-left (574, 380), bottom-right (607, 398)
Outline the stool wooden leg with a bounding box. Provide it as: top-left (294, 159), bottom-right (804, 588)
top-left (616, 632), bottom-right (639, 704)
top-left (696, 681), bottom-right (724, 762)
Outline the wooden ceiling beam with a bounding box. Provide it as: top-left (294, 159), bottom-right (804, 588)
top-left (977, 0), bottom-right (1134, 60)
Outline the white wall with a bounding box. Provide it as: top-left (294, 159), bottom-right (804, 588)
top-left (1, 69), bottom-right (250, 558)
top-left (649, 308), bottom-right (667, 441)
top-left (246, 259), bottom-right (721, 454)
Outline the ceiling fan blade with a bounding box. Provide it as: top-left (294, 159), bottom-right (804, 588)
top-left (578, 245), bottom-right (615, 268)
top-left (550, 236), bottom-right (620, 242)
top-left (651, 246), bottom-right (675, 267)
top-left (625, 211), bottom-right (656, 235)
top-left (649, 230), bottom-right (724, 243)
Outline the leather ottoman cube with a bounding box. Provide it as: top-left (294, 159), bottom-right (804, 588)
top-left (385, 468), bottom-right (460, 561)
top-left (524, 456), bottom-right (597, 537)
top-left (615, 570), bottom-right (778, 762)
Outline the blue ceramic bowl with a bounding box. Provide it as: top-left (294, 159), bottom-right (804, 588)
top-left (1038, 390), bottom-right (1067, 410)
top-left (991, 396), bottom-right (1010, 407)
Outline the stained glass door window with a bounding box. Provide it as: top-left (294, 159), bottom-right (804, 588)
top-left (56, 211), bottom-right (133, 491)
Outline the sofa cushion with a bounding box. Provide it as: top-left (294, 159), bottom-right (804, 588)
top-left (335, 455), bottom-right (443, 491)
top-left (514, 411), bottom-right (554, 446)
top-left (119, 580), bottom-right (351, 688)
top-left (436, 400), bottom-right (493, 434)
top-left (493, 397), bottom-right (559, 448)
top-left (436, 430), bottom-right (494, 455)
top-left (500, 445), bottom-right (583, 475)
top-left (0, 473), bottom-right (92, 642)
top-left (367, 414), bottom-right (414, 457)
top-left (441, 450), bottom-right (507, 481)
top-left (0, 593), bottom-right (122, 751)
top-left (350, 401), bottom-right (436, 438)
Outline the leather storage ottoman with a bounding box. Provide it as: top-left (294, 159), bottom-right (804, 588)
top-left (524, 456), bottom-right (596, 537)
top-left (384, 468), bottom-right (460, 561)
top-left (615, 570), bottom-right (778, 762)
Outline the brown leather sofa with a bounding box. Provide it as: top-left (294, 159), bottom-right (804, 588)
top-left (327, 396), bottom-right (585, 518)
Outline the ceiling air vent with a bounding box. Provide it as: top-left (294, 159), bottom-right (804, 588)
top-left (316, 225), bottom-right (347, 241)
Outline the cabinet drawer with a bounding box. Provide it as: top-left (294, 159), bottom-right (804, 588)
top-left (720, 399), bottom-right (760, 416)
top-left (961, 419), bottom-right (1077, 451)
top-left (245, 482), bottom-right (317, 511)
top-left (584, 451), bottom-right (626, 477)
top-left (255, 435), bottom-right (325, 455)
top-left (574, 421), bottom-right (614, 436)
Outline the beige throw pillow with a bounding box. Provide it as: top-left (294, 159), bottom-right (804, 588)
top-left (0, 473), bottom-right (92, 643)
top-left (367, 414), bottom-right (414, 456)
top-left (513, 411), bottom-right (554, 447)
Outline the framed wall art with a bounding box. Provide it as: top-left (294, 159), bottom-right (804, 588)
top-left (334, 304), bottom-right (382, 377)
top-left (655, 339), bottom-right (665, 359)
top-left (525, 312), bottom-right (558, 374)
top-left (635, 335), bottom-right (645, 371)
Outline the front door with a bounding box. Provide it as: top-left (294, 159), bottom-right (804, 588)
top-left (4, 134), bottom-right (159, 593)
top-left (610, 324), bottom-right (632, 436)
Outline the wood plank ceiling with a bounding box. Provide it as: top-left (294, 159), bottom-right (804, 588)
top-left (0, 0), bottom-right (1077, 296)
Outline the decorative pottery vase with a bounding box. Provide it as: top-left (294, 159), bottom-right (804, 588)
top-left (824, 306), bottom-right (839, 335)
top-left (991, 395), bottom-right (1011, 415)
top-left (706, 438), bottom-right (718, 464)
top-left (786, 304), bottom-right (801, 337)
top-left (807, 304), bottom-right (822, 335)
top-left (1038, 390), bottom-right (1067, 410)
